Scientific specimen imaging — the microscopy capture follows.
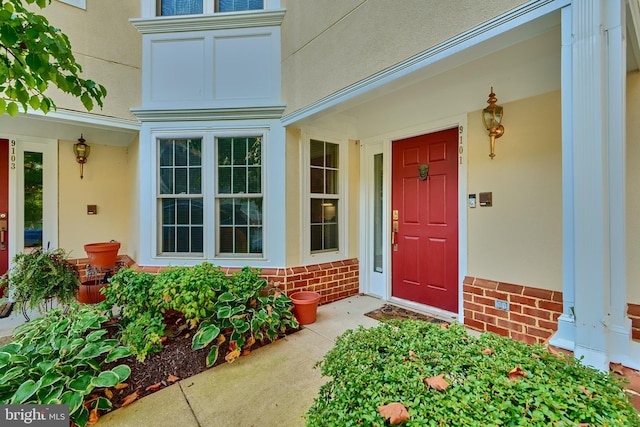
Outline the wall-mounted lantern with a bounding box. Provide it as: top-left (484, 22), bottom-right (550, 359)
top-left (73, 134), bottom-right (90, 179)
top-left (482, 87), bottom-right (505, 159)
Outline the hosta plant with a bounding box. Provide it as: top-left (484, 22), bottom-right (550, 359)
top-left (306, 320), bottom-right (639, 426)
top-left (0, 305), bottom-right (131, 427)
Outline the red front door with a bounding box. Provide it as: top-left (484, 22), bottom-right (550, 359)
top-left (0, 139), bottom-right (9, 297)
top-left (391, 128), bottom-right (458, 312)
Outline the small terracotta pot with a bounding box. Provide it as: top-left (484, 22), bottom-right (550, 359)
top-left (84, 242), bottom-right (120, 269)
top-left (77, 280), bottom-right (107, 304)
top-left (289, 291), bottom-right (321, 325)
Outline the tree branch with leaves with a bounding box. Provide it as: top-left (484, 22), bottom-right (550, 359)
top-left (0, 0), bottom-right (106, 116)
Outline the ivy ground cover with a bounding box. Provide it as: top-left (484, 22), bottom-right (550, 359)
top-left (307, 320), bottom-right (639, 426)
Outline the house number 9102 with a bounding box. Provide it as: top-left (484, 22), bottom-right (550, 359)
top-left (10, 140), bottom-right (16, 170)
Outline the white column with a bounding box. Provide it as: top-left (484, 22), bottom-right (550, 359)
top-left (550, 5), bottom-right (576, 351)
top-left (570, 0), bottom-right (628, 371)
top-left (605, 0), bottom-right (633, 366)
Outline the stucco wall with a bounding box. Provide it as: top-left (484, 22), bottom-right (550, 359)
top-left (627, 71), bottom-right (640, 304)
top-left (280, 0), bottom-right (528, 115)
top-left (467, 90), bottom-right (562, 292)
top-left (57, 140), bottom-right (131, 258)
top-left (32, 1), bottom-right (141, 119)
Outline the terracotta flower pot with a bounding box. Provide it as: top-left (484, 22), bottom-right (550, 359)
top-left (77, 279), bottom-right (107, 304)
top-left (84, 241), bottom-right (120, 269)
top-left (289, 291), bottom-right (321, 325)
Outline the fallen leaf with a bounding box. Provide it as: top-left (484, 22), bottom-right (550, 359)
top-left (547, 346), bottom-right (563, 358)
top-left (160, 336), bottom-right (167, 343)
top-left (145, 382), bottom-right (161, 392)
top-left (424, 374), bottom-right (450, 391)
top-left (114, 383), bottom-right (128, 390)
top-left (121, 391), bottom-right (139, 407)
top-left (167, 374), bottom-right (180, 383)
top-left (245, 336), bottom-right (256, 349)
top-left (482, 348), bottom-right (495, 355)
top-left (531, 353), bottom-right (540, 359)
top-left (88, 408), bottom-right (99, 425)
top-left (229, 341), bottom-right (237, 351)
top-left (242, 350), bottom-right (251, 357)
top-left (104, 389), bottom-right (113, 399)
top-left (267, 305), bottom-right (273, 316)
top-left (610, 362), bottom-right (625, 376)
top-left (508, 365), bottom-right (527, 382)
top-left (377, 402), bottom-right (410, 424)
top-left (440, 323), bottom-right (449, 329)
top-left (578, 385), bottom-right (592, 398)
top-left (409, 350), bottom-right (418, 359)
top-left (217, 334), bottom-right (226, 345)
top-left (225, 349), bottom-right (241, 363)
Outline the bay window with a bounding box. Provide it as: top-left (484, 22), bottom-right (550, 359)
top-left (159, 0), bottom-right (264, 16)
top-left (156, 134), bottom-right (263, 257)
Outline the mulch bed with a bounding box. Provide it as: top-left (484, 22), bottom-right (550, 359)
top-left (101, 313), bottom-right (300, 411)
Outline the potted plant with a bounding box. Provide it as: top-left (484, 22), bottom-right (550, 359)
top-left (0, 247), bottom-right (80, 315)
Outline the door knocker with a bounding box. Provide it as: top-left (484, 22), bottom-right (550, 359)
top-left (418, 164), bottom-right (429, 181)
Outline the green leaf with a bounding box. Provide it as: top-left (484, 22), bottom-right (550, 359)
top-left (0, 99), bottom-right (6, 116)
top-left (104, 346), bottom-right (132, 363)
top-left (7, 101), bottom-right (19, 117)
top-left (60, 390), bottom-right (84, 415)
top-left (218, 292), bottom-right (235, 302)
top-left (90, 371), bottom-right (120, 388)
top-left (110, 365), bottom-right (132, 382)
top-left (68, 373), bottom-right (94, 393)
top-left (40, 372), bottom-right (64, 388)
top-left (10, 379), bottom-right (39, 404)
top-left (205, 345), bottom-right (219, 368)
top-left (86, 329), bottom-right (107, 342)
top-left (217, 305), bottom-right (232, 319)
top-left (93, 396), bottom-right (112, 410)
top-left (192, 323), bottom-right (221, 350)
top-left (76, 343), bottom-right (104, 359)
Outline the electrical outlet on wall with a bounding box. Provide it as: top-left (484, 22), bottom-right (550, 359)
top-left (495, 300), bottom-right (510, 311)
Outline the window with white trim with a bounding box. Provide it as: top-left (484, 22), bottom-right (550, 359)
top-left (158, 0), bottom-right (264, 16)
top-left (309, 139), bottom-right (340, 253)
top-left (156, 134), bottom-right (263, 257)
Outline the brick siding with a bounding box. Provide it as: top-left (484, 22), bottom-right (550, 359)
top-left (70, 257), bottom-right (360, 305)
top-left (463, 276), bottom-right (563, 345)
top-left (627, 303), bottom-right (640, 342)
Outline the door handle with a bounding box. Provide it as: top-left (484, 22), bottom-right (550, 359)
top-left (0, 213), bottom-right (7, 251)
top-left (392, 220), bottom-right (399, 246)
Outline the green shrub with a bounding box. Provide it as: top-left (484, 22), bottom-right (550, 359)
top-left (101, 264), bottom-right (299, 365)
top-left (0, 305), bottom-right (132, 427)
top-left (100, 268), bottom-right (164, 361)
top-left (192, 266), bottom-right (299, 366)
top-left (306, 321), bottom-right (639, 426)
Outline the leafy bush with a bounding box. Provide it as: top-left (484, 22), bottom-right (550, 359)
top-left (306, 321), bottom-right (639, 426)
top-left (0, 247), bottom-right (80, 312)
top-left (192, 266), bottom-right (299, 366)
top-left (101, 264), bottom-right (299, 365)
top-left (0, 305), bottom-right (132, 427)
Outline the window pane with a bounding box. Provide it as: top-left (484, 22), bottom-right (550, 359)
top-left (162, 200), bottom-right (175, 225)
top-left (249, 227), bottom-right (262, 253)
top-left (325, 142), bottom-right (339, 168)
top-left (235, 227), bottom-right (248, 253)
top-left (189, 168), bottom-right (201, 194)
top-left (233, 167), bottom-right (247, 193)
top-left (162, 227), bottom-right (175, 252)
top-left (218, 138), bottom-right (232, 166)
top-left (24, 152), bottom-right (43, 249)
top-left (325, 169), bottom-right (338, 194)
top-left (189, 139), bottom-right (201, 166)
top-left (175, 168), bottom-right (188, 194)
top-left (218, 167), bottom-right (231, 194)
top-left (248, 199), bottom-right (262, 225)
top-left (233, 138), bottom-right (247, 165)
top-left (177, 227), bottom-right (190, 252)
top-left (248, 167), bottom-right (261, 193)
top-left (160, 168), bottom-right (173, 194)
top-left (175, 142), bottom-right (187, 166)
top-left (310, 168), bottom-right (324, 193)
top-left (219, 199), bottom-right (233, 225)
top-left (160, 198), bottom-right (203, 254)
top-left (234, 199), bottom-right (248, 225)
top-left (310, 140), bottom-right (324, 167)
top-left (191, 226), bottom-right (203, 252)
top-left (247, 137), bottom-right (261, 165)
top-left (218, 0), bottom-right (263, 12)
top-left (373, 153), bottom-right (383, 273)
top-left (310, 199), bottom-right (338, 253)
top-left (160, 140), bottom-right (173, 166)
top-left (161, 0), bottom-right (203, 15)
top-left (220, 227), bottom-right (233, 252)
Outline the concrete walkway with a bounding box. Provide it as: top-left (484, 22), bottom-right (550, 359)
top-left (96, 295), bottom-right (382, 427)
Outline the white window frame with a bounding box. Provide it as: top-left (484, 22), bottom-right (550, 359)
top-left (151, 128), bottom-right (267, 260)
top-left (301, 132), bottom-right (348, 264)
top-left (56, 0), bottom-right (86, 9)
top-left (156, 0), bottom-right (267, 16)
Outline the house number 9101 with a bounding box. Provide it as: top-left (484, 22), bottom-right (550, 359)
top-left (10, 140), bottom-right (16, 170)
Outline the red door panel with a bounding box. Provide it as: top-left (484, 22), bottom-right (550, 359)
top-left (0, 139), bottom-right (9, 297)
top-left (391, 128), bottom-right (458, 312)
